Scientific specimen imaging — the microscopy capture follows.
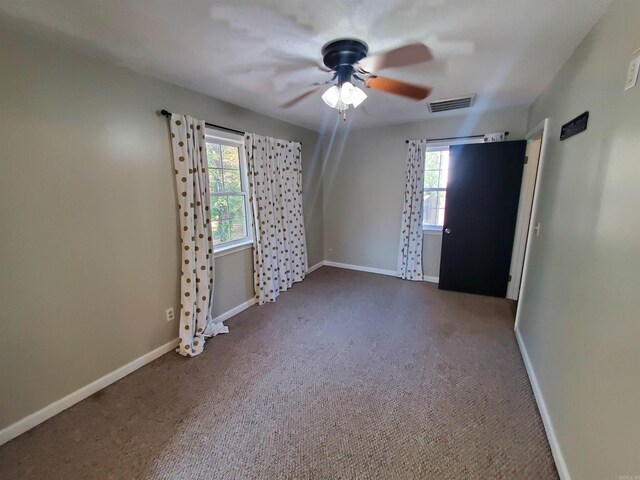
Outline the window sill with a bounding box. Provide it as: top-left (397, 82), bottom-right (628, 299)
top-left (422, 226), bottom-right (443, 235)
top-left (213, 239), bottom-right (253, 259)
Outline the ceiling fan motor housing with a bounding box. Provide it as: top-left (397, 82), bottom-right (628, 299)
top-left (322, 38), bottom-right (368, 85)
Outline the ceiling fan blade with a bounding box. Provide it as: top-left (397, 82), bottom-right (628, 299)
top-left (364, 76), bottom-right (432, 101)
top-left (265, 50), bottom-right (332, 72)
top-left (356, 43), bottom-right (433, 74)
top-left (280, 87), bottom-right (320, 108)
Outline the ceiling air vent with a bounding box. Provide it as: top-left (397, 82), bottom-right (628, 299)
top-left (428, 94), bottom-right (475, 113)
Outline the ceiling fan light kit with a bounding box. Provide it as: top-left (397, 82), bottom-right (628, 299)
top-left (321, 82), bottom-right (367, 112)
top-left (320, 39), bottom-right (369, 119)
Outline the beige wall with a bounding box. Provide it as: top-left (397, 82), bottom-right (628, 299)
top-left (0, 24), bottom-right (322, 430)
top-left (322, 107), bottom-right (529, 274)
top-left (517, 0), bottom-right (640, 477)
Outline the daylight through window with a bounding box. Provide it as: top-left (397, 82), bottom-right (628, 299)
top-left (423, 147), bottom-right (449, 228)
top-left (206, 136), bottom-right (251, 248)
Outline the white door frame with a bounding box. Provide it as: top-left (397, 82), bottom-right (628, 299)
top-left (507, 119), bottom-right (549, 301)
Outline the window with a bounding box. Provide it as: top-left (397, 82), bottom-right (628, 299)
top-left (206, 129), bottom-right (252, 254)
top-left (423, 146), bottom-right (449, 228)
top-left (422, 137), bottom-right (485, 230)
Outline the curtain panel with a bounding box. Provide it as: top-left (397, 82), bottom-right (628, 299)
top-left (169, 114), bottom-right (228, 357)
top-left (244, 133), bottom-right (307, 305)
top-left (484, 131), bottom-right (507, 142)
top-left (397, 140), bottom-right (426, 281)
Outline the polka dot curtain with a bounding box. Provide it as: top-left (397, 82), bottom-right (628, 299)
top-left (397, 140), bottom-right (426, 281)
top-left (169, 114), bottom-right (229, 357)
top-left (483, 131), bottom-right (507, 142)
top-left (244, 133), bottom-right (308, 305)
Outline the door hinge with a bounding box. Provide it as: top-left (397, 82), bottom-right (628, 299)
top-left (508, 274), bottom-right (512, 282)
top-left (524, 156), bottom-right (529, 165)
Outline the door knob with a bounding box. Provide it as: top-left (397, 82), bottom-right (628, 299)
top-left (444, 228), bottom-right (451, 234)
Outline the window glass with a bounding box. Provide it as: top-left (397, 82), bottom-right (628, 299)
top-left (423, 148), bottom-right (449, 228)
top-left (206, 140), bottom-right (250, 247)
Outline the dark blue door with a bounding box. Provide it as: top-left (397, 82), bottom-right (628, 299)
top-left (439, 141), bottom-right (526, 297)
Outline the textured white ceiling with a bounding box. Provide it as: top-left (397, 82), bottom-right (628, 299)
top-left (0, 0), bottom-right (613, 131)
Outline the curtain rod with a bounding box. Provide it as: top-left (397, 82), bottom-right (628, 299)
top-left (405, 132), bottom-right (509, 144)
top-left (160, 109), bottom-right (245, 136)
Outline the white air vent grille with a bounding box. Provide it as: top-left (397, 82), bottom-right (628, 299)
top-left (428, 95), bottom-right (475, 113)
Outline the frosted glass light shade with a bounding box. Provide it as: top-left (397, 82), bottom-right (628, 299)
top-left (349, 86), bottom-right (367, 108)
top-left (340, 82), bottom-right (355, 104)
top-left (322, 82), bottom-right (365, 112)
top-left (322, 86), bottom-right (341, 108)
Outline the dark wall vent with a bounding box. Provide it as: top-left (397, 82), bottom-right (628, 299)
top-left (428, 94), bottom-right (475, 113)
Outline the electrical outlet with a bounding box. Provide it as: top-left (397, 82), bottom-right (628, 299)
top-left (165, 307), bottom-right (175, 322)
top-left (328, 248), bottom-right (334, 255)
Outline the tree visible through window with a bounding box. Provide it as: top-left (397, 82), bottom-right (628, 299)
top-left (423, 147), bottom-right (449, 228)
top-left (206, 140), bottom-right (250, 246)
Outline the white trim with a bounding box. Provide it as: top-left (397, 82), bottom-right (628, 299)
top-left (213, 239), bottom-right (252, 258)
top-left (422, 227), bottom-right (443, 235)
top-left (507, 119), bottom-right (548, 300)
top-left (514, 119), bottom-right (550, 326)
top-left (425, 136), bottom-right (485, 148)
top-left (212, 297), bottom-right (256, 323)
top-left (526, 119), bottom-right (548, 140)
top-left (0, 338), bottom-right (178, 446)
top-left (306, 261), bottom-right (324, 274)
top-left (315, 261), bottom-right (438, 283)
top-left (0, 296), bottom-right (258, 446)
top-left (323, 260), bottom-right (396, 277)
top-left (515, 328), bottom-right (571, 480)
top-left (205, 127), bottom-right (244, 145)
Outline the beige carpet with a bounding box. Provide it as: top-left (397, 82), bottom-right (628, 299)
top-left (0, 267), bottom-right (557, 479)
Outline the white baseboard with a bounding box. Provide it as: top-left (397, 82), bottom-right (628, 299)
top-left (0, 337), bottom-right (178, 446)
top-left (317, 260), bottom-right (438, 284)
top-left (515, 327), bottom-right (571, 480)
top-left (213, 297), bottom-right (256, 323)
top-left (323, 260), bottom-right (397, 277)
top-left (0, 297), bottom-right (258, 446)
top-left (306, 261), bottom-right (324, 274)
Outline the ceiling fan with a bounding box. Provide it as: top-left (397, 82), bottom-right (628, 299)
top-left (281, 39), bottom-right (434, 119)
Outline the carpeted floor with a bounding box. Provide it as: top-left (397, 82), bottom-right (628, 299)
top-left (0, 267), bottom-right (557, 479)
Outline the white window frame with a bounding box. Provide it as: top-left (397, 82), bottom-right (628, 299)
top-left (205, 128), bottom-right (253, 258)
top-left (422, 136), bottom-right (485, 233)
